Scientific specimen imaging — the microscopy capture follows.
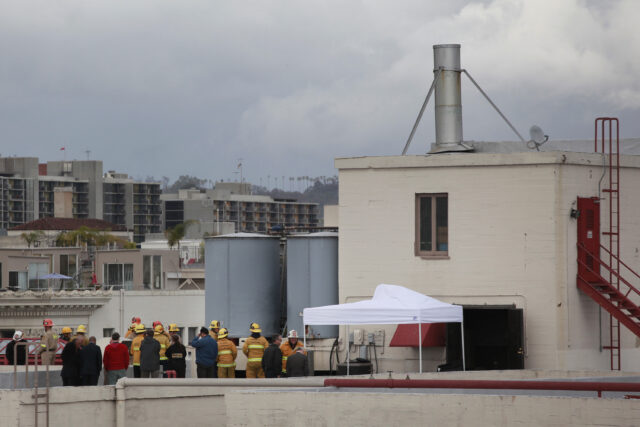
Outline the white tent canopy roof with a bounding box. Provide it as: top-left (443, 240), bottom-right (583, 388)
top-left (303, 284), bottom-right (463, 326)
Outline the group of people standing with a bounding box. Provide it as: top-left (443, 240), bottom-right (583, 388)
top-left (57, 324), bottom-right (103, 386)
top-left (7, 317), bottom-right (309, 383)
top-left (190, 321), bottom-right (308, 379)
top-left (127, 319), bottom-right (187, 379)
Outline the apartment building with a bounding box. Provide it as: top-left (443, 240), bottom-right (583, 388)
top-left (103, 172), bottom-right (162, 243)
top-left (0, 157), bottom-right (162, 243)
top-left (162, 182), bottom-right (319, 235)
top-left (0, 177), bottom-right (35, 230)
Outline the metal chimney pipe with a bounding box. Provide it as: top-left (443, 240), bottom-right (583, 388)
top-left (430, 44), bottom-right (472, 153)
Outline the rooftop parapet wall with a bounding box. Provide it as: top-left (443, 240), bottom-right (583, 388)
top-left (336, 151), bottom-right (640, 170)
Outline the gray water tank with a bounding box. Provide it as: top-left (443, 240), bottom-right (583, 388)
top-left (205, 233), bottom-right (281, 338)
top-left (287, 232), bottom-right (338, 338)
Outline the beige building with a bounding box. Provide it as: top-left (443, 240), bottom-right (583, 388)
top-left (334, 149), bottom-right (640, 373)
top-left (323, 204), bottom-right (339, 228)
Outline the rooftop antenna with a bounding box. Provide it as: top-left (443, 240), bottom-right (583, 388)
top-left (237, 158), bottom-right (243, 183)
top-left (85, 150), bottom-right (91, 160)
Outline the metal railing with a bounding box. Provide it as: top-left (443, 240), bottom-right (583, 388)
top-left (324, 378), bottom-right (640, 398)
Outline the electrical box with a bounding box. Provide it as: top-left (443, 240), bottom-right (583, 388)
top-left (367, 333), bottom-right (375, 345)
top-left (577, 197), bottom-right (601, 282)
top-left (374, 330), bottom-right (385, 347)
top-left (353, 329), bottom-right (364, 345)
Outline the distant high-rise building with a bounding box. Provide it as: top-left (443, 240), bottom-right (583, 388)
top-left (0, 157), bottom-right (161, 243)
top-left (161, 182), bottom-right (319, 236)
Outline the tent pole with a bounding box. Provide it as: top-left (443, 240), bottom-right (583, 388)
top-left (418, 320), bottom-right (422, 374)
top-left (303, 323), bottom-right (306, 349)
top-left (461, 319), bottom-right (466, 371)
top-left (346, 324), bottom-right (350, 376)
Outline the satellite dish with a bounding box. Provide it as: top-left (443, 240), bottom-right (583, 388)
top-left (527, 125), bottom-right (549, 150)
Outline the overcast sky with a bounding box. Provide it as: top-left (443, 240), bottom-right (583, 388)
top-left (1, 0), bottom-right (639, 187)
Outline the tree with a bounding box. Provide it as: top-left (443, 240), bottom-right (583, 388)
top-left (21, 231), bottom-right (45, 248)
top-left (55, 227), bottom-right (129, 248)
top-left (165, 175), bottom-right (208, 193)
top-left (165, 220), bottom-right (198, 267)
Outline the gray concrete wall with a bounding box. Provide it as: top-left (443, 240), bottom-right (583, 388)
top-left (0, 378), bottom-right (324, 427)
top-left (0, 157), bottom-right (39, 178)
top-left (1, 371), bottom-right (639, 426)
top-left (226, 389), bottom-right (640, 427)
top-left (0, 366), bottom-right (64, 389)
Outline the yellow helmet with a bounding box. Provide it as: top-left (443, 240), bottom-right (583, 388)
top-left (77, 325), bottom-right (87, 333)
top-left (168, 323), bottom-right (179, 332)
top-left (154, 324), bottom-right (164, 333)
top-left (61, 327), bottom-right (72, 334)
top-left (135, 324), bottom-right (146, 334)
top-left (249, 322), bottom-right (261, 333)
top-left (210, 320), bottom-right (220, 329)
top-left (218, 328), bottom-right (229, 339)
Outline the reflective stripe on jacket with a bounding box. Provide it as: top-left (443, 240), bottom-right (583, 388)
top-left (39, 331), bottom-right (58, 353)
top-left (217, 338), bottom-right (238, 367)
top-left (280, 341), bottom-right (304, 373)
top-left (131, 335), bottom-right (144, 366)
top-left (154, 332), bottom-right (171, 361)
top-left (242, 336), bottom-right (268, 362)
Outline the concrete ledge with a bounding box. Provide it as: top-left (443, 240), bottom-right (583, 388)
top-left (226, 389), bottom-right (640, 427)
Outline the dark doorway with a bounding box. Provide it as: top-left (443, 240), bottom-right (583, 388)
top-left (445, 307), bottom-right (524, 370)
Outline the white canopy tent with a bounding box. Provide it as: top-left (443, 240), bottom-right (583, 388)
top-left (303, 284), bottom-right (465, 373)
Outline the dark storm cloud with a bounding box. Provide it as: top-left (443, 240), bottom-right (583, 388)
top-left (0, 0), bottom-right (638, 185)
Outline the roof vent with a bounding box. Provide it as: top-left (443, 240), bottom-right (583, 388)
top-left (402, 44), bottom-right (541, 155)
top-left (430, 44), bottom-right (472, 154)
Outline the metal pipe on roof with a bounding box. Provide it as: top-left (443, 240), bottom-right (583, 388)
top-left (430, 44), bottom-right (472, 154)
top-left (324, 378), bottom-right (640, 396)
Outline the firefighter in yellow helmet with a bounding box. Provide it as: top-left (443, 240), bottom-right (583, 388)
top-left (154, 324), bottom-right (171, 375)
top-left (130, 324), bottom-right (146, 378)
top-left (209, 320), bottom-right (220, 340)
top-left (60, 327), bottom-right (73, 342)
top-left (216, 328), bottom-right (237, 378)
top-left (242, 323), bottom-right (268, 378)
top-left (72, 324), bottom-right (89, 347)
top-left (280, 330), bottom-right (305, 376)
top-left (38, 319), bottom-right (58, 365)
top-left (124, 323), bottom-right (136, 340)
top-left (168, 324), bottom-right (180, 334)
top-left (125, 317), bottom-right (141, 339)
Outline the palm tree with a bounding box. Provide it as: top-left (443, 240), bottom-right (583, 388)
top-left (165, 220), bottom-right (198, 267)
top-left (20, 231), bottom-right (45, 248)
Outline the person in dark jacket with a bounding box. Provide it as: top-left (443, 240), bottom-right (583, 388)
top-left (60, 338), bottom-right (82, 386)
top-left (262, 334), bottom-right (283, 378)
top-left (80, 336), bottom-right (102, 385)
top-left (165, 334), bottom-right (187, 378)
top-left (6, 331), bottom-right (28, 366)
top-left (285, 347), bottom-right (309, 377)
top-left (139, 328), bottom-right (161, 378)
top-left (190, 327), bottom-right (218, 378)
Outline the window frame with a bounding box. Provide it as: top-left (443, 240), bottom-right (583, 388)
top-left (415, 193), bottom-right (449, 259)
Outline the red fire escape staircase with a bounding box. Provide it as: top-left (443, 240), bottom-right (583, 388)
top-left (576, 117), bottom-right (640, 370)
top-left (576, 244), bottom-right (640, 339)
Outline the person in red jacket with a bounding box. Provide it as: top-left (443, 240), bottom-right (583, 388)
top-left (103, 332), bottom-right (130, 385)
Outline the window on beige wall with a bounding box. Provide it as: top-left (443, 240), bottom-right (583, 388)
top-left (415, 193), bottom-right (448, 258)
